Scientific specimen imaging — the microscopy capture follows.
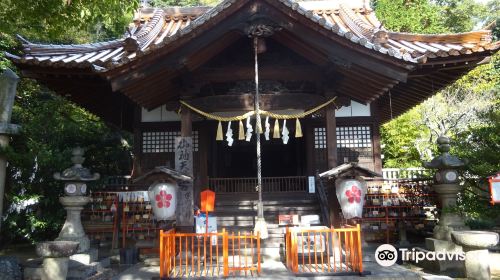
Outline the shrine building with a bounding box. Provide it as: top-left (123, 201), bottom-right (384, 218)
top-left (7, 0), bottom-right (498, 228)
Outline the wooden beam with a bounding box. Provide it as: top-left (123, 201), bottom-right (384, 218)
top-left (188, 93), bottom-right (326, 112)
top-left (108, 4), bottom-right (253, 91)
top-left (272, 32), bottom-right (329, 66)
top-left (335, 88), bottom-right (372, 105)
top-left (184, 32), bottom-right (242, 71)
top-left (261, 3), bottom-right (411, 82)
top-left (192, 65), bottom-right (324, 82)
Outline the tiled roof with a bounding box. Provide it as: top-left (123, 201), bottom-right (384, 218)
top-left (7, 0), bottom-right (498, 71)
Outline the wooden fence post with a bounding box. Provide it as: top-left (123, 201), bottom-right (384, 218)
top-left (223, 229), bottom-right (229, 277)
top-left (289, 229), bottom-right (297, 274)
top-left (257, 231), bottom-right (261, 274)
top-left (356, 224), bottom-right (363, 273)
top-left (159, 230), bottom-right (164, 278)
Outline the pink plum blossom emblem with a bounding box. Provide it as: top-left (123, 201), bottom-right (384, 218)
top-left (156, 190), bottom-right (173, 208)
top-left (345, 185), bottom-right (362, 204)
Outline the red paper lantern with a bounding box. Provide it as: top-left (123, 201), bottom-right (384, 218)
top-left (201, 189), bottom-right (215, 212)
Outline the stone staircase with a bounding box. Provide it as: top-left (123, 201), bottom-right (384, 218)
top-left (214, 192), bottom-right (323, 260)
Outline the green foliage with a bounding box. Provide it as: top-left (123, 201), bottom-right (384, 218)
top-left (374, 0), bottom-right (447, 33)
top-left (435, 0), bottom-right (488, 33)
top-left (1, 79), bottom-right (133, 244)
top-left (380, 109), bottom-right (428, 168)
top-left (452, 108), bottom-right (500, 224)
top-left (374, 0), bottom-right (493, 34)
top-left (0, 0), bottom-right (137, 245)
top-left (0, 0), bottom-right (139, 44)
top-left (377, 0), bottom-right (500, 225)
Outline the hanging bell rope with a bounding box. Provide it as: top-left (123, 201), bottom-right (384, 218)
top-left (257, 117), bottom-right (263, 134)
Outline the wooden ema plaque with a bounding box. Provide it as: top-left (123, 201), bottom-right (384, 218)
top-left (278, 214), bottom-right (299, 226)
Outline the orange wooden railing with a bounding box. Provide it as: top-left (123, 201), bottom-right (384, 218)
top-left (208, 176), bottom-right (308, 193)
top-left (285, 224), bottom-right (363, 275)
top-left (159, 229), bottom-right (261, 278)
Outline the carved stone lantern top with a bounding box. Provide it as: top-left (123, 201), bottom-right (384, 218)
top-left (53, 147), bottom-right (100, 182)
top-left (423, 136), bottom-right (466, 170)
top-left (424, 136), bottom-right (466, 185)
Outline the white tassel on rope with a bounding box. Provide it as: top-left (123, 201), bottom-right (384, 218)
top-left (245, 116), bottom-right (253, 141)
top-left (226, 121), bottom-right (234, 146)
top-left (264, 116), bottom-right (270, 140)
top-left (281, 119), bottom-right (289, 144)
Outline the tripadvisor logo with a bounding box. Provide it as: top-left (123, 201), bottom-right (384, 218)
top-left (375, 244), bottom-right (466, 267)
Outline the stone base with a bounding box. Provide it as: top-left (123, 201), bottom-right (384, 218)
top-left (426, 238), bottom-right (463, 252)
top-left (67, 260), bottom-right (107, 280)
top-left (56, 235), bottom-right (90, 253)
top-left (398, 239), bottom-right (411, 247)
top-left (433, 223), bottom-right (470, 241)
top-left (42, 257), bottom-right (69, 280)
top-left (24, 267), bottom-right (44, 280)
top-left (465, 249), bottom-right (491, 280)
top-left (413, 246), bottom-right (465, 278)
top-left (24, 255), bottom-right (109, 280)
top-left (69, 248), bottom-right (98, 266)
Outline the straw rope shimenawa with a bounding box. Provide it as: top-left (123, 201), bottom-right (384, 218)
top-left (179, 97), bottom-right (337, 122)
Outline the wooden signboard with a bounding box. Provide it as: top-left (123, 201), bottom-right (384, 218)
top-left (278, 214), bottom-right (299, 225)
top-left (175, 137), bottom-right (194, 226)
top-left (489, 173), bottom-right (500, 205)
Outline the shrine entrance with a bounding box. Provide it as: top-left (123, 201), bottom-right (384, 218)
top-left (207, 124), bottom-right (309, 193)
top-left (210, 130), bottom-right (306, 178)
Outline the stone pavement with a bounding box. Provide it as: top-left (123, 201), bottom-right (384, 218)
top-left (112, 259), bottom-right (421, 280)
top-left (111, 246), bottom-right (500, 280)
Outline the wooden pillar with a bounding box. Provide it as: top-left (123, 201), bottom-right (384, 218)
top-left (131, 105), bottom-right (142, 178)
top-left (325, 104), bottom-right (338, 168)
top-left (181, 108), bottom-right (192, 137)
top-left (195, 122), bottom-right (209, 207)
top-left (325, 104), bottom-right (341, 227)
top-left (305, 119), bottom-right (315, 176)
top-left (175, 105), bottom-right (194, 230)
top-left (371, 103), bottom-right (383, 173)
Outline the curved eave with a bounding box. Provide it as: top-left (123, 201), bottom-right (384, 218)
top-left (11, 0), bottom-right (498, 74)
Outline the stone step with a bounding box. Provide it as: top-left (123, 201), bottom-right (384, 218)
top-left (215, 206), bottom-right (320, 213)
top-left (215, 211), bottom-right (320, 221)
top-left (215, 199), bottom-right (319, 206)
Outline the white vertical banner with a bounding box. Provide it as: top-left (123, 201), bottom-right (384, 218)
top-left (308, 176), bottom-right (316, 193)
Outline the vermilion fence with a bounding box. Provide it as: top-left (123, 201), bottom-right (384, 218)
top-left (285, 225), bottom-right (363, 275)
top-left (159, 229), bottom-right (261, 278)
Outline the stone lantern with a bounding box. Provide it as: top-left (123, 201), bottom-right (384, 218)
top-left (53, 147), bottom-right (100, 253)
top-left (423, 136), bottom-right (468, 241)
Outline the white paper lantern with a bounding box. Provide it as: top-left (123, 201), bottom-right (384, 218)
top-left (148, 182), bottom-right (178, 220)
top-left (335, 178), bottom-right (367, 219)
